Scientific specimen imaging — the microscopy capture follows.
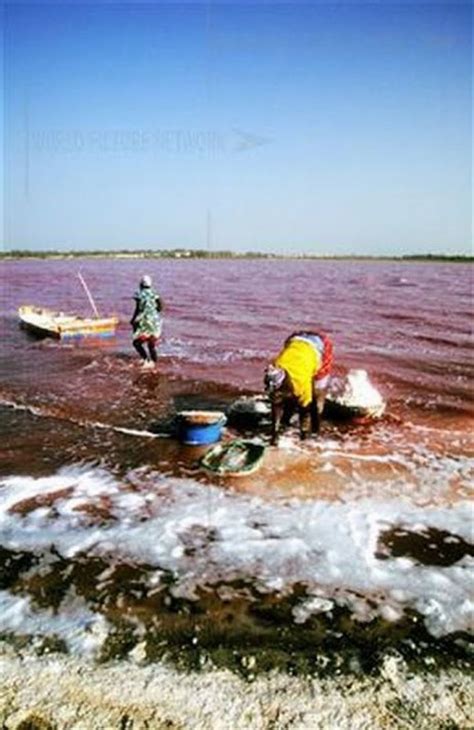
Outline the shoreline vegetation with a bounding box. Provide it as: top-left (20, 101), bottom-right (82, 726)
top-left (1, 249), bottom-right (472, 262)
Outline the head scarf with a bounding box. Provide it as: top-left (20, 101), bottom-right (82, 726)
top-left (140, 275), bottom-right (152, 288)
top-left (264, 365), bottom-right (286, 393)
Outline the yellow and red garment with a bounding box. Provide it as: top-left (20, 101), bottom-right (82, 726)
top-left (274, 338), bottom-right (321, 408)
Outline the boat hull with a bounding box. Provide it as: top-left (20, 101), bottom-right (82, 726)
top-left (18, 306), bottom-right (118, 339)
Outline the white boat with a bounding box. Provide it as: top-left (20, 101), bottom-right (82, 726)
top-left (19, 305), bottom-right (119, 339)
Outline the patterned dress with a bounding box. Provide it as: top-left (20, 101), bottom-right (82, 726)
top-left (132, 288), bottom-right (162, 342)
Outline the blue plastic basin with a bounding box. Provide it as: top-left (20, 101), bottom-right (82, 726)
top-left (177, 411), bottom-right (226, 445)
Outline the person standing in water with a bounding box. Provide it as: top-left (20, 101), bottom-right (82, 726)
top-left (130, 275), bottom-right (163, 368)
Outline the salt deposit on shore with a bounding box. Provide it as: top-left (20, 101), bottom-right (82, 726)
top-left (327, 369), bottom-right (386, 416)
top-left (1, 465), bottom-right (472, 645)
top-left (0, 642), bottom-right (472, 730)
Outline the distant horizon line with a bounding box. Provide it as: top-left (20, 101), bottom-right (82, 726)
top-left (1, 249), bottom-right (472, 262)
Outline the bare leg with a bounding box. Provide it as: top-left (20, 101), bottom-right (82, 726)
top-left (311, 387), bottom-right (326, 434)
top-left (310, 400), bottom-right (321, 434)
top-left (133, 339), bottom-right (148, 361)
top-left (270, 397), bottom-right (282, 445)
top-left (299, 405), bottom-right (312, 440)
top-left (281, 398), bottom-right (296, 427)
top-left (147, 339), bottom-right (158, 363)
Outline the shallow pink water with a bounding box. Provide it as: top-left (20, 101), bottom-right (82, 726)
top-left (2, 258), bottom-right (473, 420)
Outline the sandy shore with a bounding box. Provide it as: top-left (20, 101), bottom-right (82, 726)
top-left (0, 642), bottom-right (472, 730)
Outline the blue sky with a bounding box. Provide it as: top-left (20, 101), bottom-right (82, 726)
top-left (2, 1), bottom-right (472, 254)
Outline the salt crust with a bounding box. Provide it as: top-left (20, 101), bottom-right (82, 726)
top-left (328, 370), bottom-right (385, 410)
top-left (0, 465), bottom-right (472, 650)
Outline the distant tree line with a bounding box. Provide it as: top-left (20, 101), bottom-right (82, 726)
top-left (1, 248), bottom-right (277, 259)
top-left (1, 249), bottom-right (472, 262)
top-left (399, 254), bottom-right (473, 262)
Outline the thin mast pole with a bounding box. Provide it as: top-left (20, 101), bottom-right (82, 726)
top-left (78, 271), bottom-right (100, 318)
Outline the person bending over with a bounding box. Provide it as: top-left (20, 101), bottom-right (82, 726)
top-left (130, 275), bottom-right (163, 368)
top-left (264, 330), bottom-right (333, 444)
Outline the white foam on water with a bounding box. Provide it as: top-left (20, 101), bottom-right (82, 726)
top-left (158, 338), bottom-right (265, 365)
top-left (0, 466), bottom-right (472, 650)
top-left (0, 398), bottom-right (169, 439)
